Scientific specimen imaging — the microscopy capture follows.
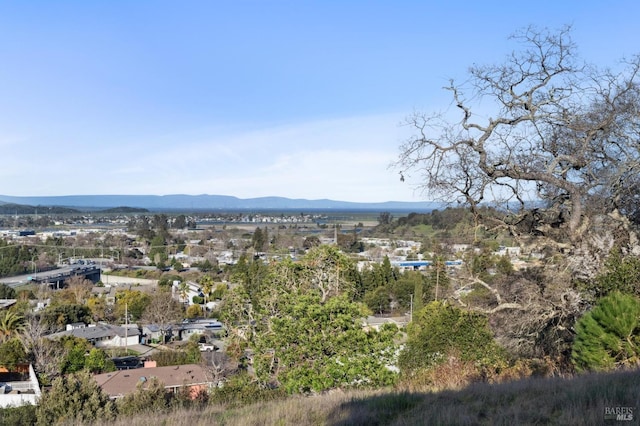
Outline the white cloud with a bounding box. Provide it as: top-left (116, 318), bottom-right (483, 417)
top-left (2, 112), bottom-right (425, 202)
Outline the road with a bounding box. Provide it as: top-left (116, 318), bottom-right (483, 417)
top-left (0, 264), bottom-right (98, 288)
top-left (0, 266), bottom-right (157, 288)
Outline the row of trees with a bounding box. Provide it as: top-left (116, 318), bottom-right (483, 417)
top-left (220, 228), bottom-right (640, 395)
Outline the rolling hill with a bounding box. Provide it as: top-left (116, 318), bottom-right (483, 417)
top-left (0, 194), bottom-right (440, 212)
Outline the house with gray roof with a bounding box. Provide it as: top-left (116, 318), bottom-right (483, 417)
top-left (47, 323), bottom-right (140, 348)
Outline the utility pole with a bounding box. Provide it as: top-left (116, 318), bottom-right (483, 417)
top-left (435, 256), bottom-right (441, 302)
top-left (125, 303), bottom-right (128, 354)
top-left (410, 294), bottom-right (413, 323)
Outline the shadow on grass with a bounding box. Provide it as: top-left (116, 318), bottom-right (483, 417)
top-left (327, 391), bottom-right (424, 426)
top-left (326, 369), bottom-right (640, 426)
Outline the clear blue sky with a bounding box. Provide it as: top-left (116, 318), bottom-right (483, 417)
top-left (1, 1), bottom-right (638, 202)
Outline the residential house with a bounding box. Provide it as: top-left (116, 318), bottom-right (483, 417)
top-left (0, 364), bottom-right (41, 408)
top-left (93, 363), bottom-right (212, 399)
top-left (47, 323), bottom-right (140, 348)
top-left (176, 319), bottom-right (225, 342)
top-left (141, 324), bottom-right (171, 344)
top-left (363, 316), bottom-right (407, 332)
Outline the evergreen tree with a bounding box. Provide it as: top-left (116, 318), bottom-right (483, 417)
top-left (40, 304), bottom-right (91, 331)
top-left (380, 256), bottom-right (395, 284)
top-left (173, 214), bottom-right (187, 229)
top-left (572, 292), bottom-right (640, 372)
top-left (428, 256), bottom-right (449, 301)
top-left (149, 234), bottom-right (167, 266)
top-left (251, 227), bottom-right (264, 251)
top-left (364, 286), bottom-right (391, 314)
top-left (59, 336), bottom-right (90, 374)
top-left (253, 292), bottom-right (398, 394)
top-left (36, 370), bottom-right (115, 425)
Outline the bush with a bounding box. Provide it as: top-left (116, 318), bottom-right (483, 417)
top-left (399, 301), bottom-right (506, 375)
top-left (117, 378), bottom-right (172, 416)
top-left (0, 283), bottom-right (16, 299)
top-left (0, 405), bottom-right (37, 426)
top-left (186, 304), bottom-right (203, 318)
top-left (211, 283), bottom-right (227, 300)
top-left (0, 338), bottom-right (27, 370)
top-left (150, 343), bottom-right (201, 366)
top-left (158, 274), bottom-right (182, 288)
top-left (399, 354), bottom-right (481, 392)
top-left (85, 348), bottom-right (116, 374)
top-left (36, 370), bottom-right (116, 425)
top-left (209, 373), bottom-right (285, 408)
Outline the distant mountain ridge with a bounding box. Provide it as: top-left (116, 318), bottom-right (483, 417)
top-left (0, 194), bottom-right (440, 212)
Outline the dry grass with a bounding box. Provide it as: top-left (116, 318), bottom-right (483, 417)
top-left (88, 368), bottom-right (640, 426)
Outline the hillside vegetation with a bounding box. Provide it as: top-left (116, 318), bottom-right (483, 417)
top-left (71, 368), bottom-right (637, 426)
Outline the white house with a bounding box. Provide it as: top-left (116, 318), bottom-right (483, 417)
top-left (0, 364), bottom-right (41, 408)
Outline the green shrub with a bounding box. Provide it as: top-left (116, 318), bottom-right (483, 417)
top-left (0, 338), bottom-right (27, 370)
top-left (85, 348), bottom-right (116, 374)
top-left (150, 343), bottom-right (201, 366)
top-left (36, 370), bottom-right (116, 425)
top-left (399, 301), bottom-right (505, 375)
top-left (209, 373), bottom-right (285, 408)
top-left (116, 378), bottom-right (173, 416)
top-left (0, 405), bottom-right (37, 426)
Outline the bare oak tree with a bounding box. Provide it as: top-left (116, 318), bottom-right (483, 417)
top-left (65, 275), bottom-right (94, 305)
top-left (395, 27), bottom-right (640, 367)
top-left (141, 290), bottom-right (183, 342)
top-left (21, 314), bottom-right (65, 382)
top-left (395, 26), bottom-right (640, 245)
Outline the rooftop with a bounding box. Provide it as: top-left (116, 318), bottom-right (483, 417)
top-left (93, 363), bottom-right (210, 398)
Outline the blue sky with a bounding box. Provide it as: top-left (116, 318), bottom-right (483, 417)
top-left (1, 1), bottom-right (638, 202)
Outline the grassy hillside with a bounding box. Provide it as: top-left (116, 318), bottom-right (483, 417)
top-left (90, 368), bottom-right (640, 426)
